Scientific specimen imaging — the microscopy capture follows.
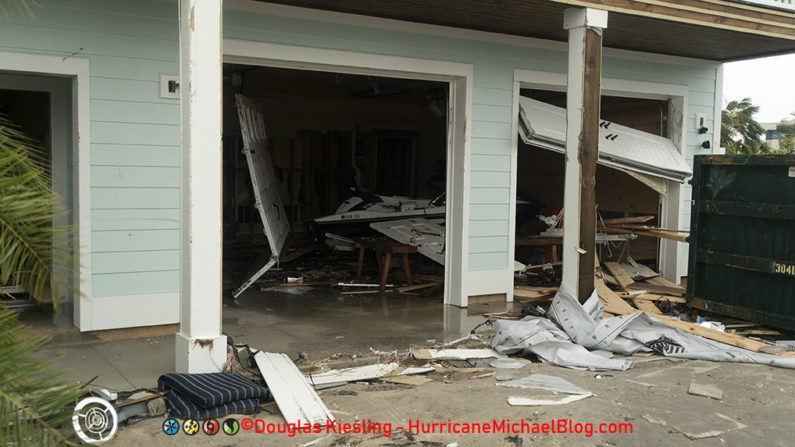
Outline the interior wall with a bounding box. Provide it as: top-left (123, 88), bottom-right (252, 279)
top-left (221, 65), bottom-right (448, 237)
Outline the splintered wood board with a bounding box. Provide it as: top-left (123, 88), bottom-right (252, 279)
top-left (411, 348), bottom-right (503, 360)
top-left (604, 262), bottom-right (635, 291)
top-left (596, 278), bottom-right (639, 315)
top-left (628, 294), bottom-right (686, 304)
top-left (254, 352), bottom-right (334, 425)
top-left (632, 298), bottom-right (662, 314)
top-left (651, 315), bottom-right (770, 353)
top-left (645, 276), bottom-right (686, 292)
top-left (628, 282), bottom-right (685, 296)
top-left (307, 363), bottom-right (399, 386)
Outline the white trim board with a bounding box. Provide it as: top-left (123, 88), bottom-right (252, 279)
top-left (513, 68), bottom-right (689, 283)
top-left (0, 51), bottom-right (92, 330)
top-left (223, 39), bottom-right (475, 307)
top-left (225, 0), bottom-right (721, 67)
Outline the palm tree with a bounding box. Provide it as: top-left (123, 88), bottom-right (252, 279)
top-left (776, 114), bottom-right (795, 154)
top-left (721, 98), bottom-right (770, 155)
top-left (1, 114), bottom-right (82, 446)
top-left (1, 115), bottom-right (74, 306)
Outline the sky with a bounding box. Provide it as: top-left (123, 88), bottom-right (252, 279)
top-left (722, 53), bottom-right (795, 124)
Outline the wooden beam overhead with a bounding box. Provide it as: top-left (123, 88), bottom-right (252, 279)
top-left (552, 0), bottom-right (795, 39)
top-left (261, 0), bottom-right (795, 61)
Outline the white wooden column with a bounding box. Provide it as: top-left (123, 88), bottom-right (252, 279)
top-left (175, 0), bottom-right (227, 373)
top-left (562, 8), bottom-right (607, 302)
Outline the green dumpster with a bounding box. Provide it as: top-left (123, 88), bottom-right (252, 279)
top-left (687, 154), bottom-right (795, 330)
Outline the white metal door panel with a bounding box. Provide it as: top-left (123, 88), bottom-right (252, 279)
top-left (232, 95), bottom-right (289, 297)
top-left (236, 94), bottom-right (289, 252)
top-left (370, 218), bottom-right (446, 265)
top-left (518, 96), bottom-right (692, 181)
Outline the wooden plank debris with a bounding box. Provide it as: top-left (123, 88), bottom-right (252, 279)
top-left (411, 348), bottom-right (503, 360)
top-left (601, 215), bottom-right (655, 225)
top-left (632, 298), bottom-right (662, 314)
top-left (624, 293), bottom-right (686, 304)
top-left (619, 257), bottom-right (660, 280)
top-left (381, 375), bottom-right (433, 386)
top-left (652, 316), bottom-right (770, 353)
top-left (595, 278), bottom-right (638, 315)
top-left (513, 288), bottom-right (555, 301)
top-left (307, 363), bottom-right (399, 386)
top-left (254, 352), bottom-right (334, 425)
top-left (604, 262), bottom-right (635, 291)
top-left (396, 282), bottom-right (441, 293)
top-left (645, 276), bottom-right (686, 292)
top-left (628, 282), bottom-right (685, 296)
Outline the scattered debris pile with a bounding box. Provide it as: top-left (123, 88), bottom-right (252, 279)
top-left (491, 285), bottom-right (795, 371)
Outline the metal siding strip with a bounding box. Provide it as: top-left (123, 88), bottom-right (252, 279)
top-left (254, 352), bottom-right (334, 426)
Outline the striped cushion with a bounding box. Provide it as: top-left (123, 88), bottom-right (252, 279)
top-left (158, 372), bottom-right (269, 419)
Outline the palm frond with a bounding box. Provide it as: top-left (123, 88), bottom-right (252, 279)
top-left (0, 306), bottom-right (81, 446)
top-left (0, 114), bottom-right (75, 310)
top-left (0, 0), bottom-right (37, 19)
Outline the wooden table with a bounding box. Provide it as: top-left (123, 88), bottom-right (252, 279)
top-left (515, 236), bottom-right (561, 263)
top-left (355, 237), bottom-right (417, 291)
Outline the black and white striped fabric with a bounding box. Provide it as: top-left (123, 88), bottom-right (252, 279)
top-left (157, 372), bottom-right (270, 419)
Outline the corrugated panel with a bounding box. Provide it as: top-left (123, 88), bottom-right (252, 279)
top-left (687, 155), bottom-right (795, 330)
top-left (518, 97), bottom-right (692, 182)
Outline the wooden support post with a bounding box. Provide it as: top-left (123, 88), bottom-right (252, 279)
top-left (562, 8), bottom-right (607, 303)
top-left (175, 0), bottom-right (227, 373)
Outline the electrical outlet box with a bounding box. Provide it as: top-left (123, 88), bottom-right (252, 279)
top-left (159, 74), bottom-right (179, 99)
top-left (695, 113), bottom-right (705, 130)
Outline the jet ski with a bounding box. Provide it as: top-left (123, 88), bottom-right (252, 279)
top-left (308, 187), bottom-right (543, 239)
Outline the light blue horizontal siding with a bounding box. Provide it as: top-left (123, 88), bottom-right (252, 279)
top-left (93, 230), bottom-right (180, 253)
top-left (0, 0), bottom-right (184, 300)
top-left (470, 204), bottom-right (511, 220)
top-left (92, 271), bottom-right (179, 297)
top-left (469, 253), bottom-right (510, 271)
top-left (469, 236), bottom-right (509, 254)
top-left (92, 187), bottom-right (179, 209)
top-left (92, 166), bottom-right (180, 188)
top-left (470, 154), bottom-right (511, 172)
top-left (90, 77), bottom-right (174, 103)
top-left (91, 144), bottom-right (180, 167)
top-left (92, 209), bottom-right (180, 231)
top-left (91, 100), bottom-right (180, 125)
top-left (470, 138), bottom-right (512, 156)
top-left (473, 87), bottom-right (513, 106)
top-left (93, 250), bottom-right (180, 275)
top-left (470, 220), bottom-right (509, 237)
top-left (471, 171), bottom-right (511, 188)
top-left (472, 104), bottom-right (513, 123)
top-left (470, 187), bottom-right (510, 205)
top-left (91, 122), bottom-right (179, 146)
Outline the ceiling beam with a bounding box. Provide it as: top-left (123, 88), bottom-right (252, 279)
top-left (552, 0), bottom-right (795, 39)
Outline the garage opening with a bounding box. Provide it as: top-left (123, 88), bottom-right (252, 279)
top-left (220, 64), bottom-right (453, 338)
top-left (515, 89), bottom-right (685, 288)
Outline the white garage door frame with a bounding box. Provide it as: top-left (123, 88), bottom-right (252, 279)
top-left (511, 69), bottom-right (689, 283)
top-left (223, 39), bottom-right (474, 306)
top-left (0, 51), bottom-right (92, 327)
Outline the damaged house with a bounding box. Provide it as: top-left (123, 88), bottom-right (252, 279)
top-left (1, 0), bottom-right (794, 374)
